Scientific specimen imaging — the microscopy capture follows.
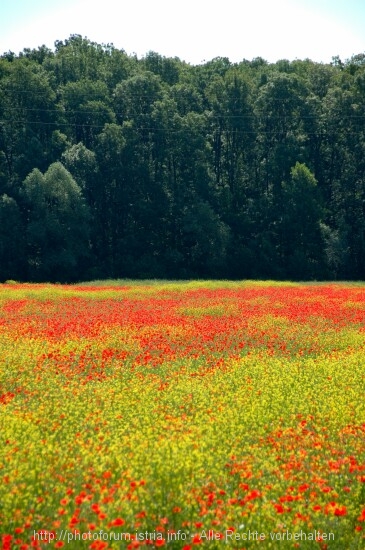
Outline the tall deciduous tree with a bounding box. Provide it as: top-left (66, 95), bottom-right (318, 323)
top-left (22, 162), bottom-right (90, 281)
top-left (280, 162), bottom-right (323, 278)
top-left (0, 58), bottom-right (57, 186)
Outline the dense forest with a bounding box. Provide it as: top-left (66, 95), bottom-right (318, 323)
top-left (1, 35), bottom-right (365, 281)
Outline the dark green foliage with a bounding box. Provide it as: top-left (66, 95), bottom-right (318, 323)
top-left (280, 163), bottom-right (324, 279)
top-left (1, 36), bottom-right (365, 281)
top-left (0, 194), bottom-right (25, 280)
top-left (21, 162), bottom-right (90, 281)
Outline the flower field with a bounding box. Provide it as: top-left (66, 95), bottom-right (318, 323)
top-left (1, 281), bottom-right (365, 549)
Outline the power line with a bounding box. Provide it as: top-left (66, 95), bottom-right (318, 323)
top-left (1, 118), bottom-right (364, 135)
top-left (1, 104), bottom-right (365, 120)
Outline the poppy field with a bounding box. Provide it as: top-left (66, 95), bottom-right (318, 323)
top-left (1, 280), bottom-right (365, 549)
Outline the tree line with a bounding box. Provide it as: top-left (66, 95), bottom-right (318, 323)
top-left (1, 35), bottom-right (365, 282)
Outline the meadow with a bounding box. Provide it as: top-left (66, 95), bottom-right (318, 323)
top-left (0, 281), bottom-right (365, 549)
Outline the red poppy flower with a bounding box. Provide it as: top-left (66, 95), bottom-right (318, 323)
top-left (274, 503), bottom-right (285, 514)
top-left (111, 518), bottom-right (125, 526)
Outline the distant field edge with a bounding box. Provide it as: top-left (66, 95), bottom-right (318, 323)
top-left (2, 279), bottom-right (365, 287)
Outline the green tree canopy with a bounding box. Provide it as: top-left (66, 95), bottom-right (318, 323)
top-left (22, 162), bottom-right (90, 281)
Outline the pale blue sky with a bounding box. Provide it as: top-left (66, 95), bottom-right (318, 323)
top-left (1, 0), bottom-right (365, 64)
